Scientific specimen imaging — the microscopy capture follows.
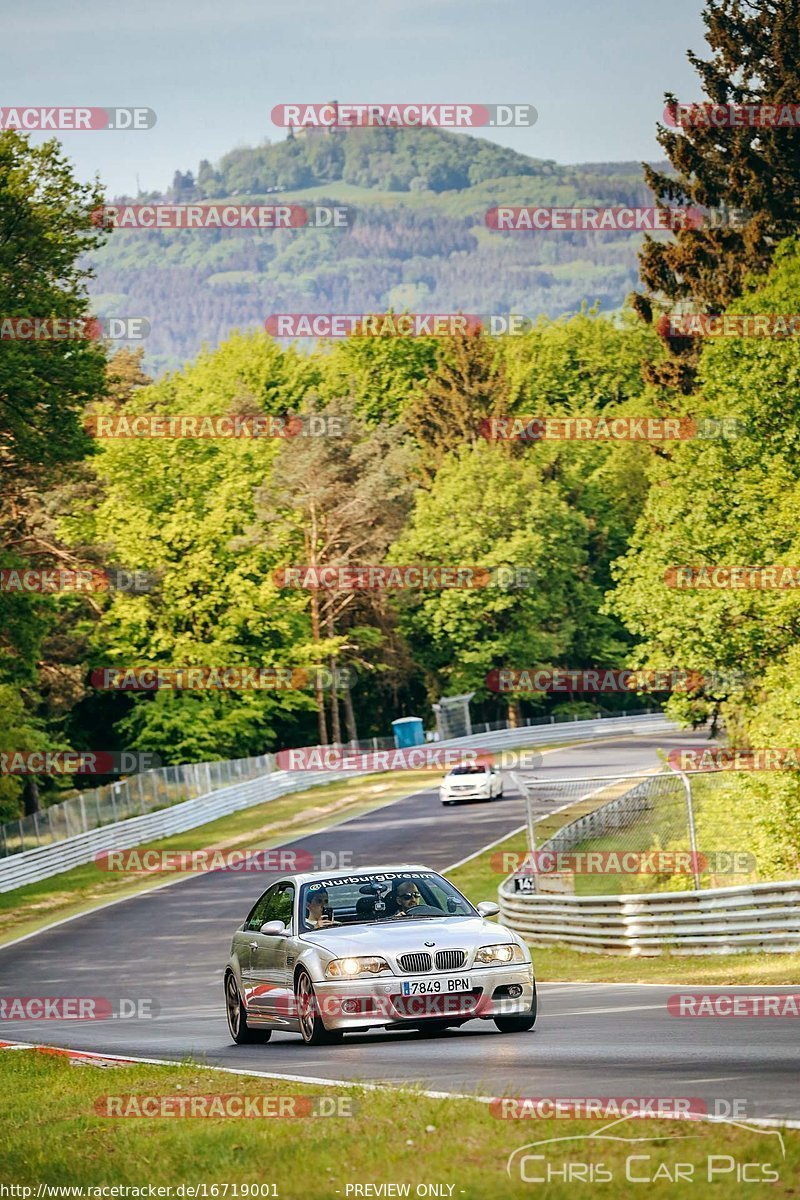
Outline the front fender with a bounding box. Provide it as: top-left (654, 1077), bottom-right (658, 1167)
top-left (294, 943), bottom-right (335, 986)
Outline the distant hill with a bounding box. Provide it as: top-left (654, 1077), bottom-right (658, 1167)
top-left (87, 128), bottom-right (661, 375)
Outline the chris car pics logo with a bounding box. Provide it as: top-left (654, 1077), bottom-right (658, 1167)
top-left (506, 1116), bottom-right (785, 1184)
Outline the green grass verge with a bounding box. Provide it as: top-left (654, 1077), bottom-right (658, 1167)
top-left (0, 1050), bottom-right (796, 1197)
top-left (447, 831), bottom-right (800, 986)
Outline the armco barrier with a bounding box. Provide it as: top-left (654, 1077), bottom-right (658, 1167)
top-left (0, 712), bottom-right (674, 893)
top-left (498, 879), bottom-right (800, 956)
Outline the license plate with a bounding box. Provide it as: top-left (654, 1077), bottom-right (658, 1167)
top-left (401, 976), bottom-right (470, 996)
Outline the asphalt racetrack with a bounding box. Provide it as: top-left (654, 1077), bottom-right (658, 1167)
top-left (1, 729), bottom-right (798, 1122)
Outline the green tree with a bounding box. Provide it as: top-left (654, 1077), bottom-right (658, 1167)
top-left (633, 0), bottom-right (800, 388)
top-left (405, 329), bottom-right (511, 481)
top-left (252, 395), bottom-right (417, 743)
top-left (0, 131), bottom-right (107, 483)
top-left (611, 239), bottom-right (800, 729)
top-left (64, 333), bottom-right (317, 762)
top-left (389, 444), bottom-right (606, 720)
top-left (0, 131), bottom-right (109, 814)
top-left (316, 327), bottom-right (438, 426)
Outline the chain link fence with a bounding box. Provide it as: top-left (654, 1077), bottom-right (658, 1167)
top-left (510, 769), bottom-right (780, 896)
top-left (0, 753), bottom-right (271, 859)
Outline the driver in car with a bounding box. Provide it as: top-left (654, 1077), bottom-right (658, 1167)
top-left (392, 880), bottom-right (423, 916)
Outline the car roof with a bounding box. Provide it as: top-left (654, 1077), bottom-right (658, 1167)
top-left (287, 864), bottom-right (438, 886)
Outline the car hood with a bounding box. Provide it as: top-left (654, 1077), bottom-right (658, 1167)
top-left (299, 915), bottom-right (524, 958)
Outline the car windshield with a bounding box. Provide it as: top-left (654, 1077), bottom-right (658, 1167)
top-left (449, 765), bottom-right (488, 775)
top-left (300, 871), bottom-right (475, 930)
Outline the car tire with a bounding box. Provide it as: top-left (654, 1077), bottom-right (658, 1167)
top-left (225, 971), bottom-right (271, 1044)
top-left (493, 983), bottom-right (537, 1034)
top-left (295, 969), bottom-right (344, 1046)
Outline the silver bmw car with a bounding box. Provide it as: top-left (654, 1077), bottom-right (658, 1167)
top-left (224, 864), bottom-right (536, 1045)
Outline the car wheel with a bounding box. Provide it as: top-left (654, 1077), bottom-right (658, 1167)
top-left (225, 971), bottom-right (271, 1044)
top-left (493, 982), bottom-right (537, 1034)
top-left (295, 969), bottom-right (343, 1046)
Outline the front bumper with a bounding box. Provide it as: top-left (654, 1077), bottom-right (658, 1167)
top-left (311, 964), bottom-right (535, 1031)
top-left (440, 788), bottom-right (491, 801)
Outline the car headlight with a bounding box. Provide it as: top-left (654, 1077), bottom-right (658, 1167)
top-left (474, 943), bottom-right (525, 966)
top-left (325, 956), bottom-right (391, 978)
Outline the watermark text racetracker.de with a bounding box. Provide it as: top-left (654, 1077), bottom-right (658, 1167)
top-left (659, 313), bottom-right (800, 338)
top-left (492, 1096), bottom-right (748, 1120)
top-left (94, 848), bottom-right (355, 875)
top-left (0, 996), bottom-right (157, 1019)
top-left (496, 849), bottom-right (757, 876)
top-left (265, 313), bottom-right (533, 338)
top-left (95, 1094), bottom-right (355, 1118)
top-left (665, 100), bottom-right (800, 127)
top-left (273, 565), bottom-right (538, 590)
top-left (479, 416), bottom-right (741, 441)
top-left (93, 205), bottom-right (350, 230)
top-left (0, 751), bottom-right (160, 776)
top-left (274, 745), bottom-right (541, 772)
top-left (668, 747), bottom-right (800, 771)
top-left (485, 206), bottom-right (748, 231)
top-left (0, 567), bottom-right (154, 594)
top-left (486, 667), bottom-right (747, 693)
top-left (90, 666), bottom-right (355, 692)
top-left (271, 102), bottom-right (537, 128)
top-left (83, 414), bottom-right (345, 439)
top-left (671, 988), bottom-right (800, 1017)
top-left (0, 107), bottom-right (156, 130)
top-left (664, 565), bottom-right (800, 589)
top-left (0, 317), bottom-right (149, 341)
top-left (668, 992), bottom-right (800, 1017)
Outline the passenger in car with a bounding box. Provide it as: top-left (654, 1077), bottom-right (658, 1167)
top-left (305, 889), bottom-right (337, 928)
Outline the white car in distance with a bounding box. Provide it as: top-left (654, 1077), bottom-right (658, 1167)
top-left (439, 763), bottom-right (504, 805)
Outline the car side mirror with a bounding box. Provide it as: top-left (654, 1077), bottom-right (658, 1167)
top-left (476, 901), bottom-right (500, 918)
top-left (260, 920), bottom-right (288, 935)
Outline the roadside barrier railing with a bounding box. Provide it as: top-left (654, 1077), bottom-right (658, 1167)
top-left (0, 705), bottom-right (661, 859)
top-left (0, 711), bottom-right (673, 893)
top-left (498, 877), bottom-right (800, 956)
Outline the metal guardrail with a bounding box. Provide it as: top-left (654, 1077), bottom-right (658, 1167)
top-left (498, 879), bottom-right (800, 956)
top-left (0, 712), bottom-right (674, 893)
top-left (0, 706), bottom-right (660, 859)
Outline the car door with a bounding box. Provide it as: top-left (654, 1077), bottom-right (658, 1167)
top-left (236, 886), bottom-right (276, 996)
top-left (246, 882), bottom-right (296, 1024)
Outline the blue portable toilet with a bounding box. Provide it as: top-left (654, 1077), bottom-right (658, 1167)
top-left (392, 717), bottom-right (425, 749)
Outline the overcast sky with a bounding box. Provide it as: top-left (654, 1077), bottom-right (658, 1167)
top-left (3, 0), bottom-right (708, 197)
